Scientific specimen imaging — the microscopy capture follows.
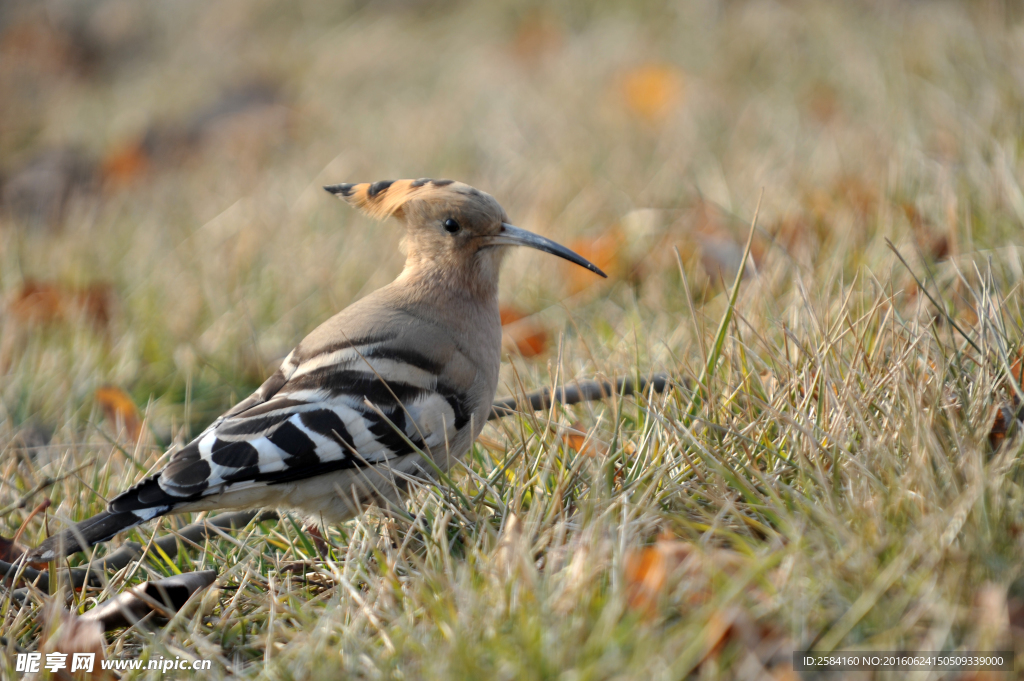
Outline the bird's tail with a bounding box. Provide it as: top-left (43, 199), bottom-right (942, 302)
top-left (27, 510), bottom-right (145, 561)
top-left (28, 473), bottom-right (179, 561)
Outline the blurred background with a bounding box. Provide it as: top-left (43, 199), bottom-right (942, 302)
top-left (1, 0), bottom-right (1022, 450)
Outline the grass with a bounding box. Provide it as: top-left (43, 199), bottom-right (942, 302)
top-left (3, 0), bottom-right (1024, 678)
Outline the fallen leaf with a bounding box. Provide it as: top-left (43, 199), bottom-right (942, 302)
top-left (95, 385), bottom-right (142, 442)
top-left (100, 139), bottom-right (151, 187)
top-left (624, 540), bottom-right (682, 615)
top-left (565, 228), bottom-right (627, 294)
top-left (9, 282), bottom-right (63, 323)
top-left (620, 64), bottom-right (685, 122)
top-left (624, 536), bottom-right (794, 674)
top-left (500, 306), bottom-right (549, 358)
top-left (562, 421), bottom-right (607, 457)
top-left (624, 535), bottom-right (749, 616)
top-left (989, 401), bottom-right (1024, 450)
top-left (990, 409), bottom-right (1006, 450)
top-left (8, 280), bottom-right (113, 329)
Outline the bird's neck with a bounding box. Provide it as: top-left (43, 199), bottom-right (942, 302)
top-left (394, 256), bottom-right (499, 306)
top-left (382, 262), bottom-right (502, 372)
top-left (388, 260), bottom-right (500, 328)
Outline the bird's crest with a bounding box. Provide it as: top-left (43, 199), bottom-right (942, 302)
top-left (324, 178), bottom-right (469, 220)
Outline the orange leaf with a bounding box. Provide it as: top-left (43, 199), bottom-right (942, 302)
top-left (9, 281), bottom-right (63, 323)
top-left (624, 536), bottom-right (701, 615)
top-left (8, 280), bottom-right (113, 329)
top-left (990, 403), bottom-right (1023, 450)
top-left (620, 64), bottom-right (685, 122)
top-left (562, 422), bottom-right (606, 457)
top-left (499, 306), bottom-right (526, 325)
top-left (991, 405), bottom-right (1007, 448)
top-left (565, 228), bottom-right (626, 294)
top-left (624, 536), bottom-right (751, 616)
top-left (625, 534), bottom-right (794, 671)
top-left (624, 543), bottom-right (680, 615)
top-left (500, 306), bottom-right (549, 358)
top-left (101, 140), bottom-right (151, 187)
top-left (95, 386), bottom-right (142, 442)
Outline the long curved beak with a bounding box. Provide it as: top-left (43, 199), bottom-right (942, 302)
top-left (485, 223), bottom-right (607, 278)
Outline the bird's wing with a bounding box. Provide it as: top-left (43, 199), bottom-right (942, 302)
top-left (109, 315), bottom-right (478, 516)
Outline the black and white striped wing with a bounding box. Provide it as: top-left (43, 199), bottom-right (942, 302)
top-left (109, 330), bottom-right (474, 517)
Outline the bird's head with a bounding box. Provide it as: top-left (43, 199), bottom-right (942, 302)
top-left (325, 179), bottom-right (606, 295)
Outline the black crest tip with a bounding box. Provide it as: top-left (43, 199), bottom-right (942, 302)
top-left (324, 183), bottom-right (355, 197)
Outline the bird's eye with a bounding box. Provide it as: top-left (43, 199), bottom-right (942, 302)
top-left (443, 218), bottom-right (461, 234)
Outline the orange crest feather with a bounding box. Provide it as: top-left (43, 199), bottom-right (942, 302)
top-left (324, 178), bottom-right (458, 220)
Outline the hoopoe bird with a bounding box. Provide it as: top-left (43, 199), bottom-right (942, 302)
top-left (30, 179), bottom-right (605, 561)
